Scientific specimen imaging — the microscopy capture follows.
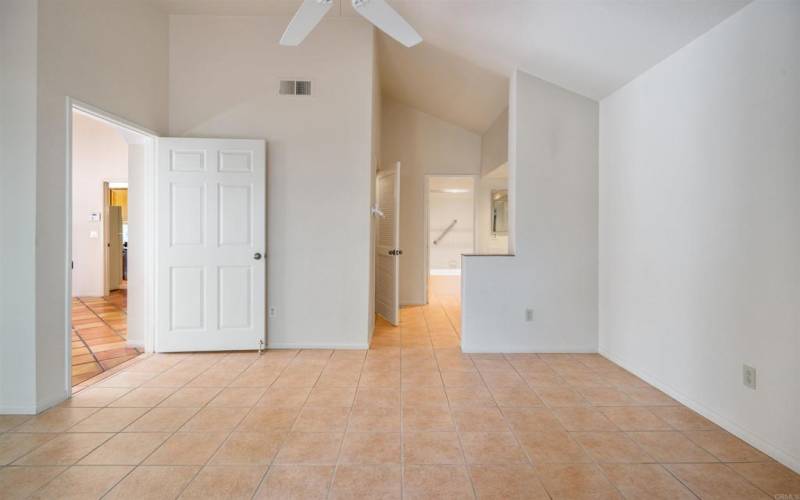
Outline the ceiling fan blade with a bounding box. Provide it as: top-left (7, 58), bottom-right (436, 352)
top-left (280, 0), bottom-right (333, 46)
top-left (353, 0), bottom-right (422, 48)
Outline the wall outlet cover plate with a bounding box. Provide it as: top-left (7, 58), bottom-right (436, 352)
top-left (742, 364), bottom-right (757, 390)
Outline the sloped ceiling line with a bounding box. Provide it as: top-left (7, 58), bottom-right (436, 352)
top-left (154, 0), bottom-right (751, 133)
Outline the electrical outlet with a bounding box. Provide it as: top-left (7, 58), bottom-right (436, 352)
top-left (269, 307), bottom-right (277, 318)
top-left (525, 309), bottom-right (534, 322)
top-left (742, 364), bottom-right (757, 390)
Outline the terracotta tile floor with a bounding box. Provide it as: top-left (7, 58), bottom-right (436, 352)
top-left (72, 288), bottom-right (142, 386)
top-left (428, 275), bottom-right (461, 334)
top-left (2, 277), bottom-right (797, 498)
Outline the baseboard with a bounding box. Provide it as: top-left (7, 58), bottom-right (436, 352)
top-left (0, 390), bottom-right (68, 415)
top-left (0, 404), bottom-right (37, 415)
top-left (37, 390), bottom-right (69, 414)
top-left (267, 342), bottom-right (370, 350)
top-left (461, 344), bottom-right (598, 354)
top-left (600, 348), bottom-right (800, 474)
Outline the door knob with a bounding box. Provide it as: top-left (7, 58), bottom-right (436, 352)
top-left (254, 252), bottom-right (263, 260)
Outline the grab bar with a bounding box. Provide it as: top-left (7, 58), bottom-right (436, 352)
top-left (433, 219), bottom-right (458, 246)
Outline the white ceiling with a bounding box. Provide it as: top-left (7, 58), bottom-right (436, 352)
top-left (151, 0), bottom-right (751, 132)
top-left (485, 163), bottom-right (508, 180)
top-left (429, 175), bottom-right (475, 192)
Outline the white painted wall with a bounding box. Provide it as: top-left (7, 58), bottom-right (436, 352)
top-left (0, 0), bottom-right (170, 412)
top-left (0, 0), bottom-right (38, 413)
top-left (462, 69), bottom-right (598, 353)
top-left (36, 0), bottom-right (169, 409)
top-left (599, 0), bottom-right (800, 471)
top-left (71, 113), bottom-right (129, 298)
top-left (428, 180), bottom-right (475, 273)
top-left (481, 108), bottom-right (508, 176)
top-left (169, 16), bottom-right (376, 349)
top-left (381, 98), bottom-right (481, 304)
top-left (126, 143), bottom-right (147, 349)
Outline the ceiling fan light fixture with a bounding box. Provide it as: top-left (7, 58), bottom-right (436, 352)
top-left (280, 0), bottom-right (422, 48)
top-left (279, 0), bottom-right (334, 46)
top-left (352, 0), bottom-right (423, 48)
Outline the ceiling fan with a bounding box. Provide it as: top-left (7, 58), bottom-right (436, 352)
top-left (280, 0), bottom-right (422, 48)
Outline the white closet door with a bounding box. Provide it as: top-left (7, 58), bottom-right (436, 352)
top-left (156, 138), bottom-right (266, 352)
top-left (376, 162), bottom-right (401, 325)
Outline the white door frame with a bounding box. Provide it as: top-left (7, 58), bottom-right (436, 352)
top-left (65, 97), bottom-right (158, 394)
top-left (423, 174), bottom-right (479, 304)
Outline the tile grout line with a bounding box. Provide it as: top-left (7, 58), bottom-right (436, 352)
top-left (473, 353), bottom-right (551, 498)
top-left (77, 296), bottom-right (128, 339)
top-left (248, 348), bottom-right (315, 499)
top-left (74, 296), bottom-right (137, 384)
top-left (94, 352), bottom-right (237, 499)
top-left (168, 350), bottom-right (301, 499)
top-left (436, 346), bottom-right (480, 499)
top-left (543, 355), bottom-right (636, 498)
top-left (72, 299), bottom-right (107, 381)
top-left (141, 353), bottom-right (254, 499)
top-left (503, 353), bottom-right (605, 499)
top-left (30, 353), bottom-right (241, 498)
top-left (325, 350), bottom-right (360, 500)
top-left (9, 358), bottom-right (187, 497)
top-left (5, 312), bottom-right (791, 500)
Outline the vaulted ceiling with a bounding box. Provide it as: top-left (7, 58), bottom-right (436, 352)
top-left (377, 34), bottom-right (508, 134)
top-left (150, 0), bottom-right (751, 133)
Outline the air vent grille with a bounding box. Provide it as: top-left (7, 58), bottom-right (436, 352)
top-left (295, 80), bottom-right (311, 95)
top-left (279, 80), bottom-right (312, 96)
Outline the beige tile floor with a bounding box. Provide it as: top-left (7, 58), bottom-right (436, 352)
top-left (1, 279), bottom-right (798, 498)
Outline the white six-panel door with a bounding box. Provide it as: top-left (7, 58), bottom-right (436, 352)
top-left (375, 162), bottom-right (401, 325)
top-left (156, 138), bottom-right (266, 352)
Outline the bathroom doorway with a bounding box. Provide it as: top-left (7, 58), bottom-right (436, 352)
top-left (425, 175), bottom-right (476, 335)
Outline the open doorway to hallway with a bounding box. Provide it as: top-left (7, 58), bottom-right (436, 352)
top-left (371, 173), bottom-right (474, 349)
top-left (70, 110), bottom-right (144, 386)
top-left (426, 175), bottom-right (475, 335)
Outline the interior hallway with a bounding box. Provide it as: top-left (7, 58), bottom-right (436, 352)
top-left (71, 288), bottom-right (142, 386)
top-left (372, 275), bottom-right (462, 349)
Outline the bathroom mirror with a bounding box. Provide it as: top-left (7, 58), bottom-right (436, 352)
top-left (491, 189), bottom-right (508, 235)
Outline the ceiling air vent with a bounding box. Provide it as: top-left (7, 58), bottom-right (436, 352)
top-left (279, 80), bottom-right (312, 96)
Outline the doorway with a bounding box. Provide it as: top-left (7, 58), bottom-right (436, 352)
top-left (67, 102), bottom-right (268, 389)
top-left (425, 175), bottom-right (476, 335)
top-left (69, 107), bottom-right (151, 387)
